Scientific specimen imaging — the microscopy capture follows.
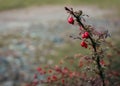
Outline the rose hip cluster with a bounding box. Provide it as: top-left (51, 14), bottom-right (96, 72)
top-left (68, 16), bottom-right (89, 48)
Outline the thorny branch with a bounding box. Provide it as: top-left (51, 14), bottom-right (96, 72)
top-left (65, 7), bottom-right (105, 86)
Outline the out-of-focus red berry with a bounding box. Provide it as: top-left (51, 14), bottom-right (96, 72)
top-left (68, 16), bottom-right (74, 24)
top-left (39, 70), bottom-right (46, 75)
top-left (48, 70), bottom-right (52, 73)
top-left (34, 74), bottom-right (37, 79)
top-left (44, 71), bottom-right (46, 74)
top-left (69, 72), bottom-right (76, 78)
top-left (52, 75), bottom-right (57, 81)
top-left (37, 67), bottom-right (42, 72)
top-left (54, 65), bottom-right (61, 72)
top-left (80, 41), bottom-right (88, 48)
top-left (62, 67), bottom-right (69, 74)
top-left (100, 60), bottom-right (105, 66)
top-left (62, 79), bottom-right (65, 84)
top-left (47, 76), bottom-right (51, 82)
top-left (33, 79), bottom-right (39, 86)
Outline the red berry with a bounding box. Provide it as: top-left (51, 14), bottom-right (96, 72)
top-left (68, 16), bottom-right (74, 24)
top-left (81, 32), bottom-right (89, 39)
top-left (84, 32), bottom-right (89, 38)
top-left (80, 41), bottom-right (88, 48)
top-left (81, 33), bottom-right (86, 38)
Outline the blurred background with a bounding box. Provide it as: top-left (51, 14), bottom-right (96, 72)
top-left (0, 0), bottom-right (120, 86)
